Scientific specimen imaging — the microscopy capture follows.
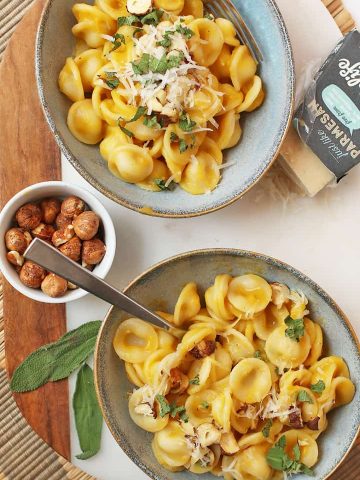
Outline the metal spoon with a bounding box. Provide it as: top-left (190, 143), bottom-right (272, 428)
top-left (24, 238), bottom-right (172, 329)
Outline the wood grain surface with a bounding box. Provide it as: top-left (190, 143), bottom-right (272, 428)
top-left (0, 0), bottom-right (70, 461)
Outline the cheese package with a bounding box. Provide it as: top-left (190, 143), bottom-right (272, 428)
top-left (280, 30), bottom-right (360, 196)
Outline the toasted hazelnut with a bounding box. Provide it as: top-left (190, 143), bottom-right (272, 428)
top-left (7, 251), bottom-right (24, 267)
top-left (82, 238), bottom-right (106, 265)
top-left (73, 211), bottom-right (100, 240)
top-left (5, 228), bottom-right (28, 254)
top-left (40, 198), bottom-right (61, 224)
top-left (15, 203), bottom-right (42, 230)
top-left (127, 0), bottom-right (152, 15)
top-left (67, 281), bottom-right (78, 290)
top-left (82, 261), bottom-right (94, 271)
top-left (19, 261), bottom-right (46, 288)
top-left (169, 368), bottom-right (189, 394)
top-left (41, 273), bottom-right (68, 297)
top-left (55, 212), bottom-right (72, 229)
top-left (32, 223), bottom-right (55, 242)
top-left (52, 225), bottom-right (75, 247)
top-left (190, 340), bottom-right (216, 359)
top-left (59, 235), bottom-right (82, 261)
top-left (23, 230), bottom-right (33, 246)
top-left (61, 195), bottom-right (86, 219)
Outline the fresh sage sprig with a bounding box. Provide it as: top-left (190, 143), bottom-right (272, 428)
top-left (73, 363), bottom-right (103, 460)
top-left (10, 321), bottom-right (101, 392)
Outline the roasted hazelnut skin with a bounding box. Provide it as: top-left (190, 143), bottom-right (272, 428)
top-left (41, 198), bottom-right (61, 224)
top-left (19, 261), bottom-right (46, 288)
top-left (5, 228), bottom-right (28, 254)
top-left (15, 203), bottom-right (42, 230)
top-left (7, 251), bottom-right (24, 267)
top-left (61, 195), bottom-right (86, 219)
top-left (41, 273), bottom-right (68, 297)
top-left (55, 212), bottom-right (72, 229)
top-left (73, 211), bottom-right (100, 240)
top-left (59, 236), bottom-right (82, 261)
top-left (82, 238), bottom-right (106, 265)
top-left (32, 223), bottom-right (55, 242)
top-left (52, 224), bottom-right (75, 247)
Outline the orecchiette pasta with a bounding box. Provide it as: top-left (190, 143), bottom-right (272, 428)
top-left (59, 0), bottom-right (264, 195)
top-left (113, 273), bottom-right (355, 479)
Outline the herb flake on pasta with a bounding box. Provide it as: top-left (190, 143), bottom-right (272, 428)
top-left (310, 380), bottom-right (325, 393)
top-left (285, 317), bottom-right (305, 342)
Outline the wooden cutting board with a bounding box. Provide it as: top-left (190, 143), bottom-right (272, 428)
top-left (0, 0), bottom-right (358, 477)
top-left (0, 0), bottom-right (69, 461)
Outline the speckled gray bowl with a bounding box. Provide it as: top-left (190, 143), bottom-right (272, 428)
top-left (36, 0), bottom-right (294, 217)
top-left (94, 249), bottom-right (360, 480)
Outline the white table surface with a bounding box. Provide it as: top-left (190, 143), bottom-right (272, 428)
top-left (63, 1), bottom-right (360, 478)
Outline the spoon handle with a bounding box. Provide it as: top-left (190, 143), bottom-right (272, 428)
top-left (24, 238), bottom-right (172, 329)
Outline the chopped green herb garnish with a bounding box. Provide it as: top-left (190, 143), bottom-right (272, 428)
top-left (189, 374), bottom-right (200, 385)
top-left (201, 401), bottom-right (209, 409)
top-left (128, 106), bottom-right (147, 123)
top-left (266, 436), bottom-right (314, 476)
top-left (310, 380), bottom-right (325, 393)
top-left (131, 53), bottom-right (151, 75)
top-left (167, 52), bottom-right (184, 69)
top-left (143, 115), bottom-right (162, 129)
top-left (175, 23), bottom-right (194, 39)
top-left (170, 131), bottom-right (190, 153)
top-left (110, 33), bottom-right (125, 52)
top-left (262, 419), bottom-right (272, 438)
top-left (179, 112), bottom-right (196, 132)
top-left (155, 394), bottom-right (188, 421)
top-left (154, 179), bottom-right (174, 191)
top-left (149, 54), bottom-right (169, 74)
top-left (141, 9), bottom-right (163, 26)
top-left (104, 71), bottom-right (119, 89)
top-left (157, 31), bottom-right (173, 47)
top-left (117, 15), bottom-right (139, 27)
top-left (170, 132), bottom-right (179, 143)
top-left (119, 125), bottom-right (134, 138)
top-left (297, 390), bottom-right (313, 404)
top-left (204, 12), bottom-right (215, 21)
top-left (254, 350), bottom-right (262, 359)
top-left (285, 316), bottom-right (305, 342)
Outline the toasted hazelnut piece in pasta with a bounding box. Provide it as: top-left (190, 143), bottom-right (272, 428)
top-left (181, 0), bottom-right (203, 17)
top-left (58, 57), bottom-right (84, 102)
top-left (67, 99), bottom-right (104, 144)
top-left (230, 358), bottom-right (272, 403)
top-left (227, 274), bottom-right (272, 316)
top-left (113, 318), bottom-right (159, 363)
top-left (230, 45), bottom-right (257, 91)
top-left (215, 18), bottom-right (240, 47)
top-left (188, 18), bottom-right (224, 67)
top-left (152, 421), bottom-right (191, 467)
top-left (108, 144), bottom-right (153, 183)
top-left (173, 282), bottom-right (201, 326)
top-left (74, 48), bottom-right (105, 92)
top-left (95, 0), bottom-right (127, 18)
top-left (180, 152), bottom-right (220, 195)
top-left (129, 387), bottom-right (169, 432)
top-left (72, 4), bottom-right (117, 48)
top-left (265, 325), bottom-right (311, 369)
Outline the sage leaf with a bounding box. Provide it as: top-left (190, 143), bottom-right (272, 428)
top-left (10, 321), bottom-right (101, 392)
top-left (73, 363), bottom-right (103, 460)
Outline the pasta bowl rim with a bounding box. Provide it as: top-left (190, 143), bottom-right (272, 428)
top-left (35, 0), bottom-right (295, 218)
top-left (94, 248), bottom-right (360, 480)
top-left (0, 181), bottom-right (116, 303)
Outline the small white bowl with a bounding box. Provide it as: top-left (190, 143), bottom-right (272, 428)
top-left (0, 181), bottom-right (116, 303)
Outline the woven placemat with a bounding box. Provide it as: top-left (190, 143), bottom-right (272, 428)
top-left (0, 1), bottom-right (357, 479)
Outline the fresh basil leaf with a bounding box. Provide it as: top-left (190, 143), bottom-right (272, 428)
top-left (179, 112), bottom-right (196, 132)
top-left (297, 390), bottom-right (313, 403)
top-left (189, 374), bottom-right (200, 385)
top-left (157, 32), bottom-right (173, 47)
top-left (285, 316), bottom-right (305, 342)
top-left (144, 116), bottom-right (162, 129)
top-left (118, 15), bottom-right (139, 27)
top-left (276, 435), bottom-right (286, 448)
top-left (310, 380), bottom-right (325, 393)
top-left (128, 106), bottom-right (147, 122)
top-left (73, 363), bottom-right (103, 460)
top-left (10, 321), bottom-right (101, 392)
top-left (262, 419), bottom-right (272, 438)
top-left (119, 125), bottom-right (134, 138)
top-left (141, 9), bottom-right (163, 25)
top-left (266, 435), bottom-right (314, 475)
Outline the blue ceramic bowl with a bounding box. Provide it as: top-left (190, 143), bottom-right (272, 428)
top-left (94, 249), bottom-right (360, 480)
top-left (36, 0), bottom-right (294, 217)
